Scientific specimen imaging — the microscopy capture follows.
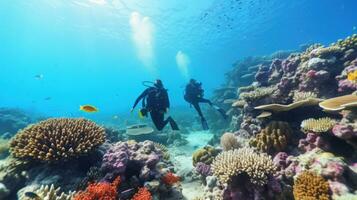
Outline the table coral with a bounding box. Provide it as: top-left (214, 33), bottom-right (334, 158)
top-left (10, 118), bottom-right (105, 162)
top-left (293, 171), bottom-right (331, 200)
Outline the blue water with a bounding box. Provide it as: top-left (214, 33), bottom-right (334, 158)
top-left (0, 0), bottom-right (356, 118)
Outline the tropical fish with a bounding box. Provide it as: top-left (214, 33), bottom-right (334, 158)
top-left (44, 97), bottom-right (52, 101)
top-left (113, 115), bottom-right (119, 119)
top-left (79, 105), bottom-right (99, 112)
top-left (34, 74), bottom-right (44, 80)
top-left (347, 70), bottom-right (357, 82)
top-left (24, 192), bottom-right (41, 200)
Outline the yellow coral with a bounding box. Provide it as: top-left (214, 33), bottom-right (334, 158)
top-left (250, 121), bottom-right (292, 153)
top-left (211, 148), bottom-right (276, 186)
top-left (293, 171), bottom-right (330, 200)
top-left (334, 34), bottom-right (357, 51)
top-left (10, 118), bottom-right (105, 162)
top-left (301, 117), bottom-right (335, 133)
top-left (347, 70), bottom-right (357, 82)
top-left (192, 146), bottom-right (219, 166)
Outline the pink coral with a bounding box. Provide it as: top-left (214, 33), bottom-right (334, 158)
top-left (298, 133), bottom-right (329, 152)
top-left (332, 124), bottom-right (356, 139)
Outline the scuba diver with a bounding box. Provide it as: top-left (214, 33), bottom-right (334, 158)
top-left (131, 79), bottom-right (179, 131)
top-left (184, 79), bottom-right (227, 130)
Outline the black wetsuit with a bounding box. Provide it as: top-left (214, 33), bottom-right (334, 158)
top-left (184, 82), bottom-right (227, 130)
top-left (184, 83), bottom-right (212, 120)
top-left (132, 86), bottom-right (179, 131)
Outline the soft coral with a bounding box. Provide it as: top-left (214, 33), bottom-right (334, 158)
top-left (132, 187), bottom-right (152, 200)
top-left (73, 177), bottom-right (121, 200)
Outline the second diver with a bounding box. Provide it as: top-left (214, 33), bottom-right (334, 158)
top-left (184, 79), bottom-right (227, 130)
top-left (131, 79), bottom-right (179, 131)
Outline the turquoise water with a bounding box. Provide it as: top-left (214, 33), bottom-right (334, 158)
top-left (0, 0), bottom-right (356, 117)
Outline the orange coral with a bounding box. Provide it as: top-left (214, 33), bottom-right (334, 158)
top-left (73, 177), bottom-right (121, 200)
top-left (161, 172), bottom-right (180, 185)
top-left (132, 187), bottom-right (152, 200)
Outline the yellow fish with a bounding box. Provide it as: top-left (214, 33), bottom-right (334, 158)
top-left (347, 70), bottom-right (357, 82)
top-left (79, 105), bottom-right (99, 112)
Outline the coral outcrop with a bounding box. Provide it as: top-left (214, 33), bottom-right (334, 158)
top-left (220, 132), bottom-right (240, 151)
top-left (211, 148), bottom-right (276, 186)
top-left (10, 118), bottom-right (105, 162)
top-left (293, 171), bottom-right (331, 200)
top-left (192, 146), bottom-right (220, 166)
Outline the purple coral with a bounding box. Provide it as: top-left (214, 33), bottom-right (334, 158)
top-left (101, 140), bottom-right (164, 181)
top-left (332, 124), bottom-right (357, 140)
top-left (298, 132), bottom-right (329, 152)
top-left (195, 162), bottom-right (212, 177)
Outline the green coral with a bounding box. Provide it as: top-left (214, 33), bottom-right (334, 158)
top-left (192, 146), bottom-right (219, 166)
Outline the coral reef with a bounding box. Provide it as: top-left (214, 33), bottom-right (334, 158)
top-left (293, 91), bottom-right (318, 102)
top-left (293, 171), bottom-right (331, 200)
top-left (220, 132), bottom-right (240, 151)
top-left (249, 121), bottom-right (292, 154)
top-left (239, 86), bottom-right (276, 102)
top-left (0, 108), bottom-right (34, 138)
top-left (211, 148), bottom-right (276, 186)
top-left (301, 117), bottom-right (336, 133)
top-left (10, 118), bottom-right (105, 162)
top-left (192, 146), bottom-right (220, 166)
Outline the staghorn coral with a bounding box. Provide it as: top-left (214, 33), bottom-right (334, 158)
top-left (192, 146), bottom-right (220, 166)
top-left (220, 132), bottom-right (240, 151)
top-left (211, 148), bottom-right (276, 186)
top-left (161, 172), bottom-right (180, 185)
top-left (10, 118), bottom-right (105, 162)
top-left (239, 86), bottom-right (275, 101)
top-left (132, 187), bottom-right (152, 200)
top-left (250, 121), bottom-right (292, 154)
top-left (301, 117), bottom-right (336, 133)
top-left (293, 91), bottom-right (318, 102)
top-left (73, 176), bottom-right (120, 200)
top-left (293, 171), bottom-right (331, 200)
top-left (20, 184), bottom-right (74, 200)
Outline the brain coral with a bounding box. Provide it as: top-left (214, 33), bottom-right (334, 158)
top-left (10, 118), bottom-right (105, 162)
top-left (293, 171), bottom-right (331, 200)
top-left (250, 121), bottom-right (292, 154)
top-left (301, 117), bottom-right (336, 133)
top-left (211, 148), bottom-right (276, 186)
top-left (220, 132), bottom-right (240, 151)
top-left (192, 146), bottom-right (220, 166)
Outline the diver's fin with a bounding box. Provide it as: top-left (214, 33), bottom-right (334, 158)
top-left (213, 105), bottom-right (228, 120)
top-left (201, 118), bottom-right (209, 130)
top-left (168, 116), bottom-right (180, 131)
